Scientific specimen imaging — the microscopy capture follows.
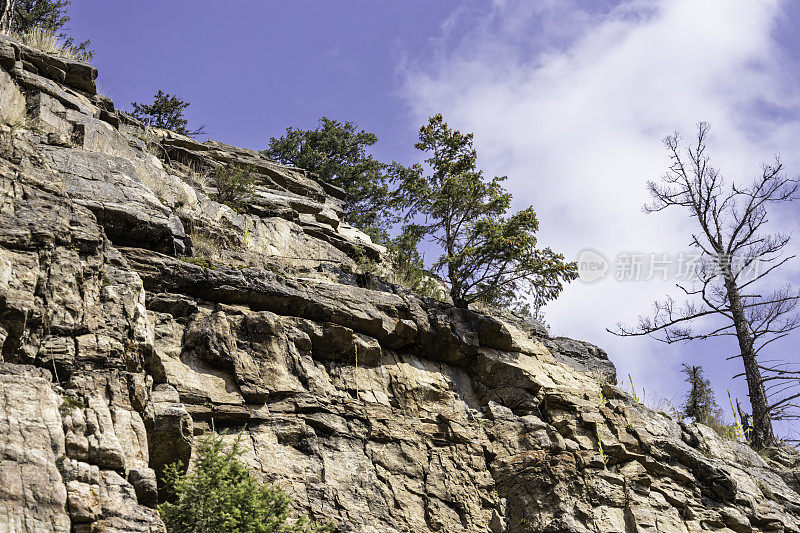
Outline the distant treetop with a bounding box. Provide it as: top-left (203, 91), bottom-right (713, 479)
top-left (130, 90), bottom-right (206, 137)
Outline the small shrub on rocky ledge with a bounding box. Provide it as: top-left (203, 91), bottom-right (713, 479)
top-left (679, 364), bottom-right (739, 441)
top-left (160, 431), bottom-right (332, 533)
top-left (756, 480), bottom-right (777, 502)
top-left (398, 269), bottom-right (448, 301)
top-left (388, 261), bottom-right (448, 302)
top-left (58, 394), bottom-right (84, 412)
top-left (212, 164), bottom-right (256, 209)
top-left (681, 364), bottom-right (718, 424)
top-left (180, 256), bottom-right (215, 270)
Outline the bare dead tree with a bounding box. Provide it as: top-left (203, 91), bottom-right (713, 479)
top-left (0, 0), bottom-right (16, 32)
top-left (610, 122), bottom-right (800, 449)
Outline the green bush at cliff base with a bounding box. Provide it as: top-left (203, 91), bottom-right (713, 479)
top-left (159, 431), bottom-right (332, 533)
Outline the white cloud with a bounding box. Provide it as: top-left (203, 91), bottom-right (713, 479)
top-left (399, 0), bottom-right (800, 402)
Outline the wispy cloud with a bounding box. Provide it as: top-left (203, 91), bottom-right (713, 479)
top-left (399, 0), bottom-right (800, 400)
top-left (322, 44), bottom-right (358, 75)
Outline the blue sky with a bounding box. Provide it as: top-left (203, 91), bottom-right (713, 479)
top-left (69, 0), bottom-right (800, 438)
top-left (69, 0), bottom-right (460, 160)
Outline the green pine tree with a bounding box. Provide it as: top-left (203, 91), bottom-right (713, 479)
top-left (130, 90), bottom-right (205, 136)
top-left (264, 117), bottom-right (397, 243)
top-left (12, 0), bottom-right (68, 32)
top-left (681, 364), bottom-right (720, 424)
top-left (391, 114), bottom-right (577, 309)
top-left (159, 432), bottom-right (332, 533)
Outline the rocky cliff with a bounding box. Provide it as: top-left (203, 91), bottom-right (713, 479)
top-left (0, 33), bottom-right (798, 533)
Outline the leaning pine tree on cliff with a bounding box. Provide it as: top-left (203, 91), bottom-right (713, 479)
top-left (391, 114), bottom-right (577, 310)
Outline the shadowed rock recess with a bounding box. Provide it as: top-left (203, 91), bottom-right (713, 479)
top-left (0, 34), bottom-right (798, 533)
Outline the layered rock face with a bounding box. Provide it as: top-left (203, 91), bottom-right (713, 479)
top-left (0, 34), bottom-right (798, 533)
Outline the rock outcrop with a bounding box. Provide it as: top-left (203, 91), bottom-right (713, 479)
top-left (0, 33), bottom-right (798, 532)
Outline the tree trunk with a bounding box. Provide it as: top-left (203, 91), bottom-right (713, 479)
top-left (736, 399), bottom-right (751, 443)
top-left (449, 273), bottom-right (466, 308)
top-left (451, 292), bottom-right (467, 309)
top-left (0, 0), bottom-right (15, 32)
top-left (724, 277), bottom-right (774, 448)
top-left (444, 215), bottom-right (468, 308)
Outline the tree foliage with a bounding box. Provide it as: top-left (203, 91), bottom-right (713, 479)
top-left (382, 224), bottom-right (449, 300)
top-left (131, 90), bottom-right (205, 136)
top-left (12, 0), bottom-right (66, 31)
top-left (8, 0), bottom-right (92, 60)
top-left (264, 117), bottom-right (396, 242)
top-left (160, 432), bottom-right (331, 533)
top-left (212, 163), bottom-right (256, 208)
top-left (681, 364), bottom-right (720, 423)
top-left (392, 114), bottom-right (577, 309)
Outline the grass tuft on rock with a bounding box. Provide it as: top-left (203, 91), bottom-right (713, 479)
top-left (6, 28), bottom-right (91, 61)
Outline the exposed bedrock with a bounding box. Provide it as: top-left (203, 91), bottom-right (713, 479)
top-left (0, 32), bottom-right (798, 533)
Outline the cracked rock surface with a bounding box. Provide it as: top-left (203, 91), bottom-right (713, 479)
top-left (0, 33), bottom-right (798, 532)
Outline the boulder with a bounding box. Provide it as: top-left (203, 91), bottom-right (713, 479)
top-left (0, 69), bottom-right (24, 125)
